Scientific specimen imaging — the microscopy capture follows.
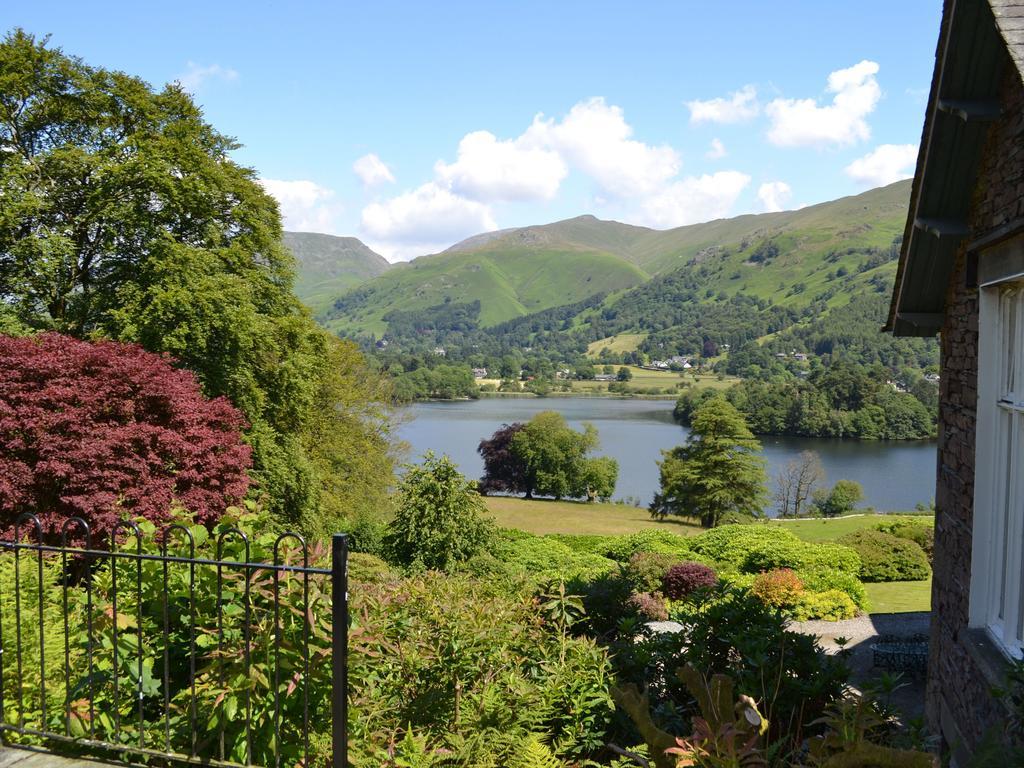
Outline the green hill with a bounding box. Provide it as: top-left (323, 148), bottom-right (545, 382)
top-left (321, 241), bottom-right (650, 336)
top-left (283, 232), bottom-right (391, 313)
top-left (317, 180), bottom-right (912, 346)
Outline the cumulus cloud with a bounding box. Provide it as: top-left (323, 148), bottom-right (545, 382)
top-left (706, 138), bottom-right (727, 159)
top-left (259, 179), bottom-right (342, 234)
top-left (529, 97), bottom-right (680, 197)
top-left (353, 153), bottom-right (395, 187)
top-left (844, 143), bottom-right (918, 187)
top-left (175, 62), bottom-right (238, 93)
top-left (434, 130), bottom-right (567, 202)
top-left (757, 181), bottom-right (793, 212)
top-left (361, 182), bottom-right (496, 260)
top-left (639, 171), bottom-right (752, 228)
top-left (766, 61), bottom-right (881, 147)
top-left (687, 85), bottom-right (760, 124)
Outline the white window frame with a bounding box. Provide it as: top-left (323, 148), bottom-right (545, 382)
top-left (971, 272), bottom-right (1024, 658)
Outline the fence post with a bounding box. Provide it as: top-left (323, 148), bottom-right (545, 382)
top-left (331, 534), bottom-right (349, 768)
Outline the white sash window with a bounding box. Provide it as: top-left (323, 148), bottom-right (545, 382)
top-left (973, 280), bottom-right (1024, 656)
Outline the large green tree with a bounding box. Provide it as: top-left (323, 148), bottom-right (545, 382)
top-left (0, 30), bottom-right (394, 529)
top-left (509, 411), bottom-right (618, 501)
top-left (652, 398), bottom-right (768, 527)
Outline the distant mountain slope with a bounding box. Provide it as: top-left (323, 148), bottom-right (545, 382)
top-left (321, 243), bottom-right (650, 336)
top-left (283, 232), bottom-right (391, 312)
top-left (317, 179), bottom-right (912, 340)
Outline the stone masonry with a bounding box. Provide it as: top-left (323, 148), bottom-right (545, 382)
top-left (928, 61), bottom-right (1024, 755)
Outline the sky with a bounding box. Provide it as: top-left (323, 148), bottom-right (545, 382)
top-left (6, 1), bottom-right (942, 261)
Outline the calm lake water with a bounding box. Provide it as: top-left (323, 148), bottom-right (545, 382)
top-left (397, 397), bottom-right (938, 513)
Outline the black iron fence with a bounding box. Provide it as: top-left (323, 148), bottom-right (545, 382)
top-left (0, 513), bottom-right (348, 768)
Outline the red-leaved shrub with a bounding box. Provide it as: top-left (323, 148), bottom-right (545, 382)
top-left (0, 333), bottom-right (252, 540)
top-left (661, 561), bottom-right (717, 599)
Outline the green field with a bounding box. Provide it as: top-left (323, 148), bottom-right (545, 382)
top-left (482, 496), bottom-right (702, 536)
top-left (864, 579), bottom-right (932, 613)
top-left (769, 514), bottom-right (933, 542)
top-left (587, 333), bottom-right (647, 356)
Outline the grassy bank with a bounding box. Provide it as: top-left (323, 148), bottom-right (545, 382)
top-left (864, 579), bottom-right (932, 613)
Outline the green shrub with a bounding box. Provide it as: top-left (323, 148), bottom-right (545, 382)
top-left (546, 533), bottom-right (615, 555)
top-left (876, 520), bottom-right (935, 562)
top-left (496, 533), bottom-right (618, 583)
top-left (799, 568), bottom-right (868, 609)
top-left (687, 524), bottom-right (860, 576)
top-left (383, 453), bottom-right (495, 571)
top-left (792, 589), bottom-right (859, 621)
top-left (623, 552), bottom-right (680, 592)
top-left (751, 568), bottom-right (804, 609)
top-left (602, 529), bottom-right (692, 561)
top-left (347, 552), bottom-right (395, 584)
top-left (838, 530), bottom-right (931, 582)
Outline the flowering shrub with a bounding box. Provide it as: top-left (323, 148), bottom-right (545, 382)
top-left (662, 562), bottom-right (717, 599)
top-left (751, 568), bottom-right (804, 609)
top-left (0, 334), bottom-right (251, 540)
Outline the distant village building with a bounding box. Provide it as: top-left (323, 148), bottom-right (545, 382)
top-left (886, 0), bottom-right (1024, 761)
top-left (471, 368), bottom-right (488, 379)
top-left (432, 347), bottom-right (446, 357)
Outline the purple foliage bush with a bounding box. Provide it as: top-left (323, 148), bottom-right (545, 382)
top-left (661, 561), bottom-right (717, 600)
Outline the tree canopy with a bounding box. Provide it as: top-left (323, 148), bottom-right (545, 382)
top-left (0, 30), bottom-right (395, 531)
top-left (652, 398), bottom-right (768, 527)
top-left (0, 334), bottom-right (251, 539)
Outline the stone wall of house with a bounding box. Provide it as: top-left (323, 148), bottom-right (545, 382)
top-left (928, 63), bottom-right (1024, 757)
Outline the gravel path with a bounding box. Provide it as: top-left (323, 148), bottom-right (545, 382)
top-left (790, 612), bottom-right (931, 719)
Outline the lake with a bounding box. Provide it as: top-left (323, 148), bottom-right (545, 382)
top-left (396, 397), bottom-right (938, 512)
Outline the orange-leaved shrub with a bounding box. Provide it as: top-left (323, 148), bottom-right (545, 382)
top-left (751, 567), bottom-right (804, 609)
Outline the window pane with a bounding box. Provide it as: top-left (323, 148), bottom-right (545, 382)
top-left (1004, 288), bottom-right (1018, 398)
top-left (1000, 410), bottom-right (1013, 621)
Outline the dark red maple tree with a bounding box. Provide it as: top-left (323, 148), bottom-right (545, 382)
top-left (0, 333), bottom-right (252, 540)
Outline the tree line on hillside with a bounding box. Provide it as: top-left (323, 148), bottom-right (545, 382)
top-left (674, 358), bottom-right (936, 440)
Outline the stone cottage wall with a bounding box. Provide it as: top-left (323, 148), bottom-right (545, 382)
top-left (928, 63), bottom-right (1024, 757)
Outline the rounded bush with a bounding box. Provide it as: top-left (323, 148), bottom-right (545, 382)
top-left (627, 591), bottom-right (669, 622)
top-left (876, 521), bottom-right (935, 563)
top-left (799, 568), bottom-right (868, 609)
top-left (603, 529), bottom-right (692, 561)
top-left (624, 552), bottom-right (680, 592)
top-left (662, 561), bottom-right (717, 599)
top-left (838, 530), bottom-right (931, 582)
top-left (751, 568), bottom-right (804, 609)
top-left (793, 589), bottom-right (859, 621)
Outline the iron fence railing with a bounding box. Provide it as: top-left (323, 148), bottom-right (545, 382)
top-left (0, 513), bottom-right (348, 768)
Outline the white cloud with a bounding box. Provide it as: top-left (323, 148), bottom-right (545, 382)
top-left (765, 61), bottom-right (881, 147)
top-left (706, 138), bottom-right (727, 159)
top-left (844, 143), bottom-right (918, 186)
top-left (175, 62), bottom-right (238, 93)
top-left (434, 130), bottom-right (567, 202)
top-left (353, 153), bottom-right (395, 187)
top-left (757, 181), bottom-right (793, 212)
top-left (686, 85), bottom-right (760, 124)
top-left (259, 179), bottom-right (343, 234)
top-left (529, 97), bottom-right (680, 197)
top-left (360, 182), bottom-right (496, 260)
top-left (639, 171), bottom-right (751, 228)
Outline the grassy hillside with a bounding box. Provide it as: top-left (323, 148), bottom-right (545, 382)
top-left (321, 242), bottom-right (649, 335)
top-left (283, 232), bottom-right (391, 313)
top-left (320, 180), bottom-right (911, 341)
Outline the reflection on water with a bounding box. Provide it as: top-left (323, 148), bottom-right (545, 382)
top-left (397, 397), bottom-right (937, 512)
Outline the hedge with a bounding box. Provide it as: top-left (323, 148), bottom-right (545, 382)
top-left (838, 530), bottom-right (931, 582)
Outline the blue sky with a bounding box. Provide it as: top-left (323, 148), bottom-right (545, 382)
top-left (7, 2), bottom-right (941, 260)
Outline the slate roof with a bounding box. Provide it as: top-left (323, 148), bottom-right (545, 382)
top-left (887, 0), bottom-right (1023, 336)
top-left (991, 0), bottom-right (1024, 79)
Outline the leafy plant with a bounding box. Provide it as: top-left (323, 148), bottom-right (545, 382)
top-left (751, 569), bottom-right (804, 610)
top-left (837, 531), bottom-right (930, 582)
top-left (662, 563), bottom-right (718, 600)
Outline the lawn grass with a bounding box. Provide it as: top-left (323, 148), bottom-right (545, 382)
top-left (767, 514), bottom-right (933, 542)
top-left (586, 333), bottom-right (647, 356)
top-left (864, 578), bottom-right (932, 613)
top-left (482, 496), bottom-right (702, 536)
